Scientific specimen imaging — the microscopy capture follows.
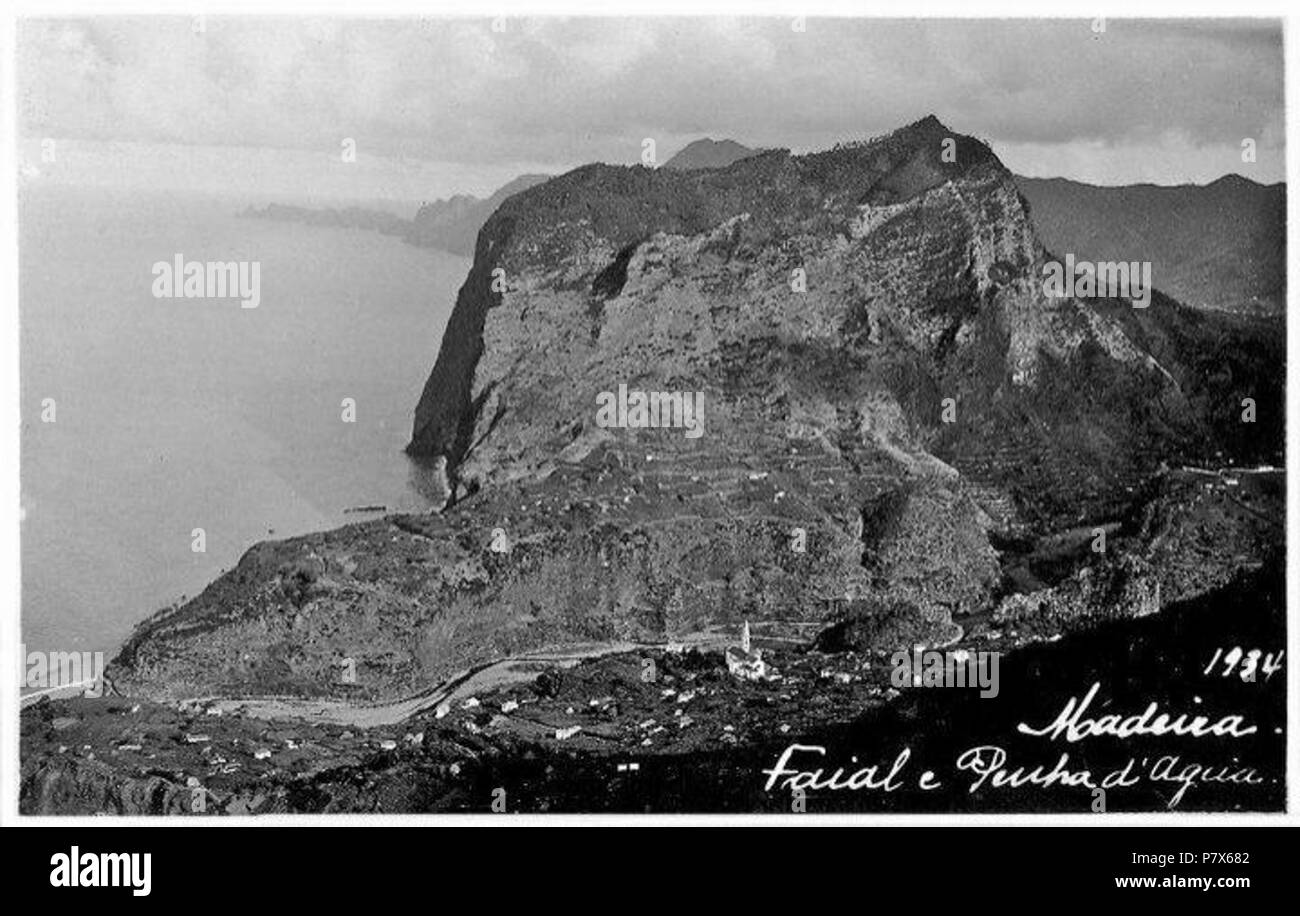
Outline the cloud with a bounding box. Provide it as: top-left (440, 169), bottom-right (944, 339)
top-left (17, 16), bottom-right (1285, 184)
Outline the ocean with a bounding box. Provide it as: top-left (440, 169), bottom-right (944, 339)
top-left (20, 185), bottom-right (467, 660)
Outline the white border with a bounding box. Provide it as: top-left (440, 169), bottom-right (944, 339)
top-left (0, 0), bottom-right (1295, 827)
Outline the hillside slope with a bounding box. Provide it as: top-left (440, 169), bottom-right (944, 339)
top-left (1016, 174), bottom-right (1285, 316)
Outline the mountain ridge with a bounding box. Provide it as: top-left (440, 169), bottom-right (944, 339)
top-left (1015, 173), bottom-right (1285, 315)
top-left (401, 173), bottom-right (552, 255)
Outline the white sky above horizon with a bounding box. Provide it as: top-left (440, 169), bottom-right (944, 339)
top-left (15, 137), bottom-right (559, 206)
top-left (15, 16), bottom-right (1287, 192)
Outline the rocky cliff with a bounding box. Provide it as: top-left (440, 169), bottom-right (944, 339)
top-left (105, 116), bottom-right (1281, 705)
top-left (410, 115), bottom-right (1277, 522)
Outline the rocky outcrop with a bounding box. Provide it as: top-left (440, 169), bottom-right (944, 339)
top-left (108, 116), bottom-right (1281, 705)
top-left (407, 115), bottom-right (1259, 531)
top-left (994, 553), bottom-right (1161, 627)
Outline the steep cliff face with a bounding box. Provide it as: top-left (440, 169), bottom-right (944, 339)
top-left (410, 116), bottom-right (1006, 469)
top-left (407, 116), bottom-right (1230, 529)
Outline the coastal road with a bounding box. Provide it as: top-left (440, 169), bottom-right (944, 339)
top-left (191, 632), bottom-right (743, 729)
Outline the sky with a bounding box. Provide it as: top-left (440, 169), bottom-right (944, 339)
top-left (15, 16), bottom-right (1287, 198)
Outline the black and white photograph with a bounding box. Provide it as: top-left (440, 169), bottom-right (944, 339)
top-left (2, 2), bottom-right (1293, 850)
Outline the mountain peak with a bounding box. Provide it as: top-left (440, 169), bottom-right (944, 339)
top-left (663, 137), bottom-right (759, 171)
top-left (912, 113), bottom-right (948, 131)
top-left (1207, 172), bottom-right (1262, 190)
top-left (897, 114), bottom-right (966, 148)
